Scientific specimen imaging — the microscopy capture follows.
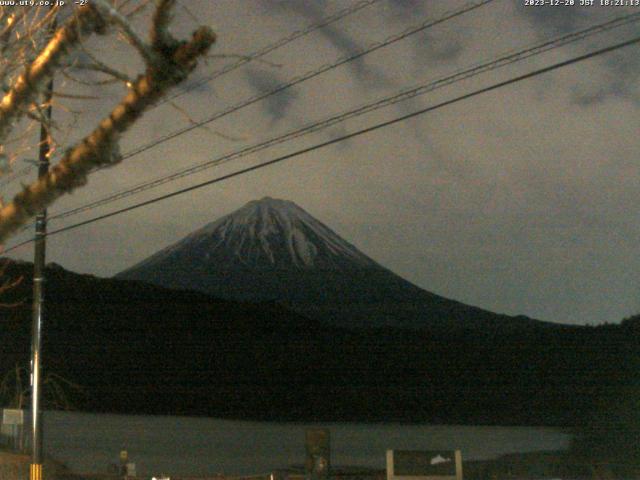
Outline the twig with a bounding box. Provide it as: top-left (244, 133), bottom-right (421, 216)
top-left (167, 99), bottom-right (243, 141)
top-left (125, 1), bottom-right (153, 19)
top-left (0, 4), bottom-right (106, 144)
top-left (0, 18), bottom-right (215, 242)
top-left (60, 67), bottom-right (122, 87)
top-left (68, 42), bottom-right (135, 84)
top-left (91, 0), bottom-right (157, 66)
top-left (52, 90), bottom-right (102, 100)
top-left (207, 53), bottom-right (283, 69)
top-left (151, 0), bottom-right (176, 50)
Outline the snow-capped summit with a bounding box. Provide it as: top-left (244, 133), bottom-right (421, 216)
top-left (125, 197), bottom-right (378, 272)
top-left (197, 196), bottom-right (376, 269)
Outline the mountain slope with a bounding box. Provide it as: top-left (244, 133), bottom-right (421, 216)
top-left (118, 197), bottom-right (550, 330)
top-left (1, 259), bottom-right (638, 426)
top-left (127, 196), bottom-right (377, 271)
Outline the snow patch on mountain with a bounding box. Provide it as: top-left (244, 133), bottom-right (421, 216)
top-left (126, 197), bottom-right (380, 272)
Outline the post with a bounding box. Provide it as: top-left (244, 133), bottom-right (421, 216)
top-left (30, 15), bottom-right (56, 479)
top-left (305, 429), bottom-right (330, 480)
top-left (120, 448), bottom-right (128, 478)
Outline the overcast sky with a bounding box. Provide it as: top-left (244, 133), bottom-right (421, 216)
top-left (4, 0), bottom-right (640, 325)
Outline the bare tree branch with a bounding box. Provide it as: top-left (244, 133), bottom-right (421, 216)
top-left (0, 258), bottom-right (23, 308)
top-left (151, 0), bottom-right (176, 50)
top-left (91, 0), bottom-right (157, 66)
top-left (66, 41), bottom-right (135, 85)
top-left (0, 5), bottom-right (107, 144)
top-left (0, 8), bottom-right (215, 243)
top-left (61, 68), bottom-right (123, 87)
top-left (0, 11), bottom-right (26, 47)
top-left (168, 99), bottom-right (245, 142)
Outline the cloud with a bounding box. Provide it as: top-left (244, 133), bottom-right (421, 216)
top-left (386, 0), bottom-right (429, 20)
top-left (518, 2), bottom-right (589, 35)
top-left (387, 0), bottom-right (464, 64)
top-left (518, 3), bottom-right (640, 104)
top-left (570, 52), bottom-right (640, 105)
top-left (263, 0), bottom-right (389, 86)
top-left (603, 48), bottom-right (640, 100)
top-left (413, 30), bottom-right (465, 64)
top-left (26, 0), bottom-right (640, 326)
top-left (174, 73), bottom-right (215, 97)
top-left (243, 67), bottom-right (298, 122)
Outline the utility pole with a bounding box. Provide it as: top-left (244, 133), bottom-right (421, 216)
top-left (30, 10), bottom-right (56, 480)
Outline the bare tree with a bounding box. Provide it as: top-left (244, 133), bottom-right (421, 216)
top-left (0, 363), bottom-right (83, 411)
top-left (0, 0), bottom-right (215, 244)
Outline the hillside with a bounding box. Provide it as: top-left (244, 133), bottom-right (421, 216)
top-left (1, 259), bottom-right (638, 426)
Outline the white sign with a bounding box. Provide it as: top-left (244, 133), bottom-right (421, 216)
top-left (386, 450), bottom-right (463, 480)
top-left (2, 409), bottom-right (24, 425)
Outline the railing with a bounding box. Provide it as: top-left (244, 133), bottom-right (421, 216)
top-left (56, 470), bottom-right (384, 480)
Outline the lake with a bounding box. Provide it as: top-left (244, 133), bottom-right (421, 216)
top-left (35, 411), bottom-right (572, 477)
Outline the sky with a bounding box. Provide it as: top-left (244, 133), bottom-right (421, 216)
top-left (3, 0), bottom-right (640, 326)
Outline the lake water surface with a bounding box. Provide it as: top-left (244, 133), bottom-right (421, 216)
top-left (41, 411), bottom-right (572, 477)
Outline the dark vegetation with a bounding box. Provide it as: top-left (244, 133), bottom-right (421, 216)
top-left (0, 259), bottom-right (638, 433)
top-left (569, 314), bottom-right (640, 473)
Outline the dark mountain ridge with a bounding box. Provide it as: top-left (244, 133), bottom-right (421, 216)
top-left (1, 258), bottom-right (637, 426)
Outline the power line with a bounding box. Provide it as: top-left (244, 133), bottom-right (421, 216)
top-left (111, 0), bottom-right (496, 161)
top-left (5, 32), bottom-right (639, 253)
top-left (0, 0), bottom-right (382, 189)
top-left (161, 0), bottom-right (382, 106)
top-left (7, 0), bottom-right (498, 225)
top-left (45, 10), bottom-right (640, 223)
top-left (2, 0), bottom-right (492, 189)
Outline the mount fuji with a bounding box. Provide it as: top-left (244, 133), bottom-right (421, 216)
top-left (117, 197), bottom-right (545, 330)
